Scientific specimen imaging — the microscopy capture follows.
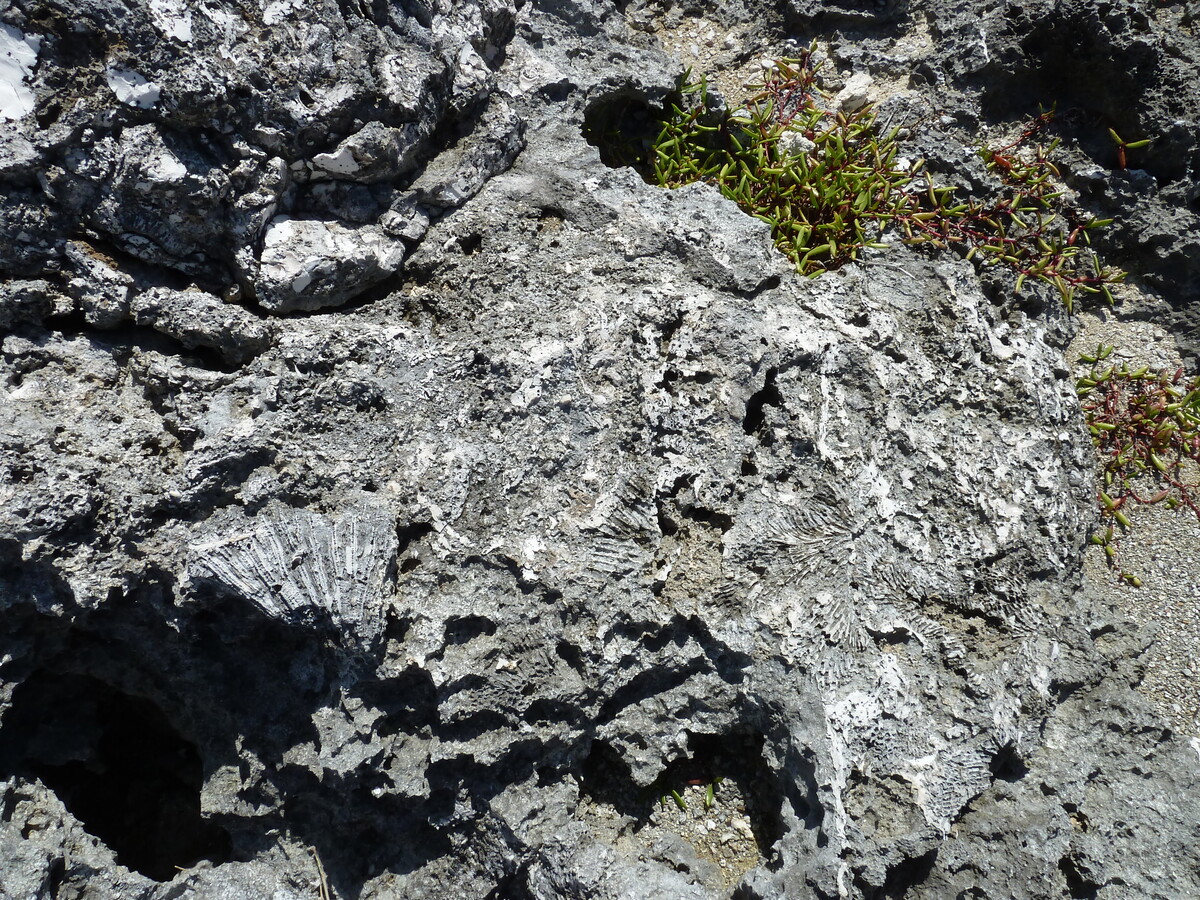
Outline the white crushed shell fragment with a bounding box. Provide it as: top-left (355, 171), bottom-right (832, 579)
top-left (836, 72), bottom-right (873, 113)
top-left (311, 146), bottom-right (360, 176)
top-left (149, 0), bottom-right (193, 42)
top-left (106, 66), bottom-right (161, 108)
top-left (263, 0), bottom-right (303, 25)
top-left (778, 130), bottom-right (816, 156)
top-left (0, 24), bottom-right (40, 122)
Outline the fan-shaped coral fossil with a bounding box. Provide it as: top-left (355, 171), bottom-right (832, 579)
top-left (189, 504), bottom-right (397, 651)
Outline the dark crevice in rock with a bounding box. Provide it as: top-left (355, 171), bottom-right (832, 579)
top-left (988, 742), bottom-right (1029, 783)
top-left (657, 308), bottom-right (685, 351)
top-left (0, 671), bottom-right (231, 881)
top-left (1053, 680), bottom-right (1086, 703)
top-left (656, 366), bottom-right (717, 393)
top-left (457, 232), bottom-right (484, 256)
top-left (67, 233), bottom-right (204, 294)
top-left (461, 554), bottom-right (551, 598)
top-left (743, 367), bottom-right (783, 437)
top-left (776, 738), bottom-right (823, 840)
top-left (1059, 854), bottom-right (1101, 899)
top-left (43, 857), bottom-right (66, 896)
top-left (282, 784), bottom-right (453, 888)
top-left (733, 273), bottom-right (782, 299)
top-left (580, 725), bottom-right (786, 863)
top-left (0, 542), bottom-right (76, 618)
top-left (483, 860), bottom-right (535, 900)
top-left (41, 311), bottom-right (249, 374)
top-left (683, 503), bottom-right (735, 534)
top-left (868, 848), bottom-right (939, 899)
top-left (554, 639), bottom-right (586, 673)
top-left (522, 697), bottom-right (580, 726)
top-left (683, 729), bottom-right (786, 857)
top-left (354, 667), bottom-right (438, 736)
top-left (444, 615), bottom-right (499, 645)
top-left (384, 614), bottom-right (412, 645)
top-left (579, 739), bottom-right (638, 814)
top-left (597, 657), bottom-right (709, 724)
top-left (582, 90), bottom-right (664, 175)
top-left (438, 709), bottom-right (512, 743)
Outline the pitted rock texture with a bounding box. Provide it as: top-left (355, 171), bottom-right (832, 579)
top-left (2, 1), bottom-right (1199, 899)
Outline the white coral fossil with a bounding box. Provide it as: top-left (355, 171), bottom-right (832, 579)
top-left (189, 504), bottom-right (396, 651)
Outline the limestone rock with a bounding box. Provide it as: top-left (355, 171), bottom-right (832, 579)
top-left (252, 216), bottom-right (407, 313)
top-left (0, 0), bottom-right (1198, 897)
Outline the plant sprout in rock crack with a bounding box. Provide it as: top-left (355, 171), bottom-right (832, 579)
top-left (641, 45), bottom-right (1124, 311)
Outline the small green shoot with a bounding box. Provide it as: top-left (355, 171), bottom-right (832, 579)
top-left (652, 775), bottom-right (725, 813)
top-left (1107, 128), bottom-right (1152, 170)
top-left (704, 776), bottom-right (724, 810)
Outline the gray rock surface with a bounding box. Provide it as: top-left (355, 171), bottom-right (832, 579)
top-left (1, 0), bottom-right (1199, 898)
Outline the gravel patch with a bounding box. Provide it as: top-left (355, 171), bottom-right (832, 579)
top-left (1072, 306), bottom-right (1200, 738)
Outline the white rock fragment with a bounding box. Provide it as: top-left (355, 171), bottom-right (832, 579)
top-left (149, 0), bottom-right (194, 42)
top-left (0, 24), bottom-right (40, 123)
top-left (311, 146), bottom-right (360, 177)
top-left (263, 0), bottom-right (303, 25)
top-left (106, 66), bottom-right (161, 108)
top-left (778, 130), bottom-right (816, 157)
top-left (311, 121), bottom-right (423, 183)
top-left (836, 72), bottom-right (874, 113)
top-left (254, 215), bottom-right (407, 312)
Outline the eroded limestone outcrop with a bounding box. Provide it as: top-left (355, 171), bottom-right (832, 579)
top-left (1, 1), bottom-right (1198, 898)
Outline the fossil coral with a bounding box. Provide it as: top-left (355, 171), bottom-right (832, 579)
top-left (189, 504), bottom-right (397, 651)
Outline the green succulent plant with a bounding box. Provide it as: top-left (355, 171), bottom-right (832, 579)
top-left (649, 50), bottom-right (1125, 310)
top-left (1077, 343), bottom-right (1200, 580)
top-left (651, 46), bottom-right (915, 275)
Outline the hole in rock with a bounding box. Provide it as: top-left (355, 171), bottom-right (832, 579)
top-left (396, 521), bottom-right (433, 574)
top-left (555, 639), bottom-right (586, 672)
top-left (988, 742), bottom-right (1029, 782)
top-left (443, 615), bottom-right (497, 645)
top-left (578, 739), bottom-right (637, 814)
top-left (1059, 854), bottom-right (1101, 899)
top-left (742, 368), bottom-right (783, 436)
top-left (0, 672), bottom-right (230, 881)
top-left (396, 521), bottom-right (434, 549)
top-left (875, 848), bottom-right (939, 896)
top-left (582, 92), bottom-right (662, 173)
top-left (579, 729), bottom-right (785, 858)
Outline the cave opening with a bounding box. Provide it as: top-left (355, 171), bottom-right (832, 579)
top-left (0, 671), bottom-right (230, 881)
